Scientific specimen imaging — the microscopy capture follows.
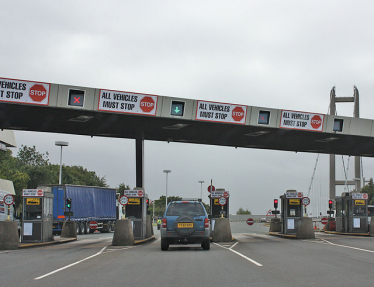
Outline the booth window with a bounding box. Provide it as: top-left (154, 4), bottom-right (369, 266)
top-left (24, 201), bottom-right (42, 220)
top-left (333, 119), bottom-right (344, 132)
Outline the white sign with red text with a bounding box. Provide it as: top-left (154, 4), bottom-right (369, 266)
top-left (196, 100), bottom-right (247, 124)
top-left (124, 190), bottom-right (145, 197)
top-left (98, 89), bottom-right (158, 116)
top-left (0, 78), bottom-right (50, 106)
top-left (22, 189), bottom-right (44, 197)
top-left (352, 193), bottom-right (368, 199)
top-left (280, 110), bottom-right (324, 132)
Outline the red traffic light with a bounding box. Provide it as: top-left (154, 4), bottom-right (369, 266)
top-left (274, 199), bottom-right (278, 209)
top-left (328, 200), bottom-right (333, 209)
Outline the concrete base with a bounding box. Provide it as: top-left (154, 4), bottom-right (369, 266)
top-left (296, 217), bottom-right (315, 239)
top-left (269, 218), bottom-right (281, 233)
top-left (146, 215), bottom-right (153, 238)
top-left (0, 221), bottom-right (19, 250)
top-left (212, 218), bottom-right (232, 242)
top-left (112, 219), bottom-right (135, 246)
top-left (61, 221), bottom-right (77, 238)
top-left (370, 216), bottom-right (374, 237)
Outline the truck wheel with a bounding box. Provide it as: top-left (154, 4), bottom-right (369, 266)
top-left (80, 222), bottom-right (85, 235)
top-left (84, 222), bottom-right (90, 234)
top-left (161, 238), bottom-right (169, 251)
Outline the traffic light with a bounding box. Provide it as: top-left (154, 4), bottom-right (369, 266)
top-left (274, 199), bottom-right (278, 209)
top-left (66, 198), bottom-right (72, 209)
top-left (328, 200), bottom-right (333, 209)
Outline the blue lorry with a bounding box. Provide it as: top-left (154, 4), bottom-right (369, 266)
top-left (39, 185), bottom-right (117, 235)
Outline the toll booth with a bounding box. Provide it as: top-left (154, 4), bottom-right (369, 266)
top-left (209, 189), bottom-right (230, 218)
top-left (335, 192), bottom-right (369, 233)
top-left (123, 189), bottom-right (149, 239)
top-left (280, 190), bottom-right (304, 235)
top-left (21, 189), bottom-right (54, 243)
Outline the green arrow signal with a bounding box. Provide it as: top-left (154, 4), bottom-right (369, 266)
top-left (174, 107), bottom-right (180, 114)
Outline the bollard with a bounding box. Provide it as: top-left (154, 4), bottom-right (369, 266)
top-left (61, 221), bottom-right (77, 238)
top-left (112, 219), bottom-right (135, 246)
top-left (211, 218), bottom-right (232, 242)
top-left (0, 221), bottom-right (19, 250)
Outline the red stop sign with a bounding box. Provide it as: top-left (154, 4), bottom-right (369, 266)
top-left (246, 218), bottom-right (254, 226)
top-left (90, 221), bottom-right (98, 229)
top-left (140, 96), bottom-right (155, 113)
top-left (232, 106), bottom-right (245, 122)
top-left (29, 84), bottom-right (47, 102)
top-left (207, 185), bottom-right (215, 193)
top-left (311, 115), bottom-right (322, 129)
top-left (321, 218), bottom-right (328, 225)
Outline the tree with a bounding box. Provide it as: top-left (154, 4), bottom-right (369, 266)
top-left (116, 183), bottom-right (131, 196)
top-left (361, 178), bottom-right (374, 205)
top-left (17, 145), bottom-right (49, 166)
top-left (236, 207), bottom-right (251, 215)
top-left (0, 145), bottom-right (109, 208)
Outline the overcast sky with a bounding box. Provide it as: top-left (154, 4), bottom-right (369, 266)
top-left (2, 1), bottom-right (374, 214)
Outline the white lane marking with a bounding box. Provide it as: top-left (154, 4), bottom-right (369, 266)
top-left (34, 246), bottom-right (107, 280)
top-left (319, 239), bottom-right (374, 253)
top-left (214, 242), bottom-right (263, 267)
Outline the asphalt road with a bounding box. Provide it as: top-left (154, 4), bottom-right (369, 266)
top-left (1, 222), bottom-right (373, 286)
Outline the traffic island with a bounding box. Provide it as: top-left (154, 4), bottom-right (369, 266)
top-left (212, 218), bottom-right (232, 242)
top-left (0, 221), bottom-right (19, 250)
top-left (61, 221), bottom-right (77, 238)
top-left (112, 219), bottom-right (135, 246)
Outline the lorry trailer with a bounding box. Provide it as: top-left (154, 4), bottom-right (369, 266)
top-left (39, 185), bottom-right (117, 235)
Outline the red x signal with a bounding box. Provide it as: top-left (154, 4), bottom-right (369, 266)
top-left (74, 97), bottom-right (81, 103)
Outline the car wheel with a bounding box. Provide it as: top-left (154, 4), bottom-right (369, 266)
top-left (202, 238), bottom-right (210, 250)
top-left (161, 238), bottom-right (169, 251)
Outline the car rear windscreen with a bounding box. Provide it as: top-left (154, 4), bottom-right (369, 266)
top-left (166, 203), bottom-right (205, 216)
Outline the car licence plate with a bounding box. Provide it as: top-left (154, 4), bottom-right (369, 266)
top-left (178, 223), bottom-right (193, 228)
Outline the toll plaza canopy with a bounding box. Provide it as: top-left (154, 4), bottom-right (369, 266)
top-left (1, 77), bottom-right (374, 157)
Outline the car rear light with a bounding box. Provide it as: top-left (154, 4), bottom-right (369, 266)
top-left (162, 218), bottom-right (167, 228)
top-left (204, 218), bottom-right (209, 228)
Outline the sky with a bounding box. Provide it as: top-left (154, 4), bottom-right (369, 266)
top-left (1, 1), bottom-right (374, 215)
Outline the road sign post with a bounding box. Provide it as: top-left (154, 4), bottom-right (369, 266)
top-left (119, 195), bottom-right (129, 219)
top-left (3, 194), bottom-right (14, 220)
top-left (218, 196), bottom-right (227, 218)
top-left (302, 197), bottom-right (310, 217)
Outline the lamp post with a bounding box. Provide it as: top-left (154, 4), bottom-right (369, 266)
top-left (163, 170), bottom-right (171, 209)
top-left (198, 180), bottom-right (204, 201)
top-left (55, 141), bottom-right (69, 184)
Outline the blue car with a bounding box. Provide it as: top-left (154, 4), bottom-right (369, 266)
top-left (161, 200), bottom-right (210, 251)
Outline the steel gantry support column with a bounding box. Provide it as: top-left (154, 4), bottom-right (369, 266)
top-left (136, 136), bottom-right (144, 188)
top-left (329, 86), bottom-right (361, 200)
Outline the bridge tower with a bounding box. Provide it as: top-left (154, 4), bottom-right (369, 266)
top-left (329, 86), bottom-right (361, 200)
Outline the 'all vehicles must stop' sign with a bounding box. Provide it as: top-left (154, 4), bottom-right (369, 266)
top-left (98, 89), bottom-right (158, 116)
top-left (196, 100), bottom-right (247, 124)
top-left (0, 78), bottom-right (50, 106)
